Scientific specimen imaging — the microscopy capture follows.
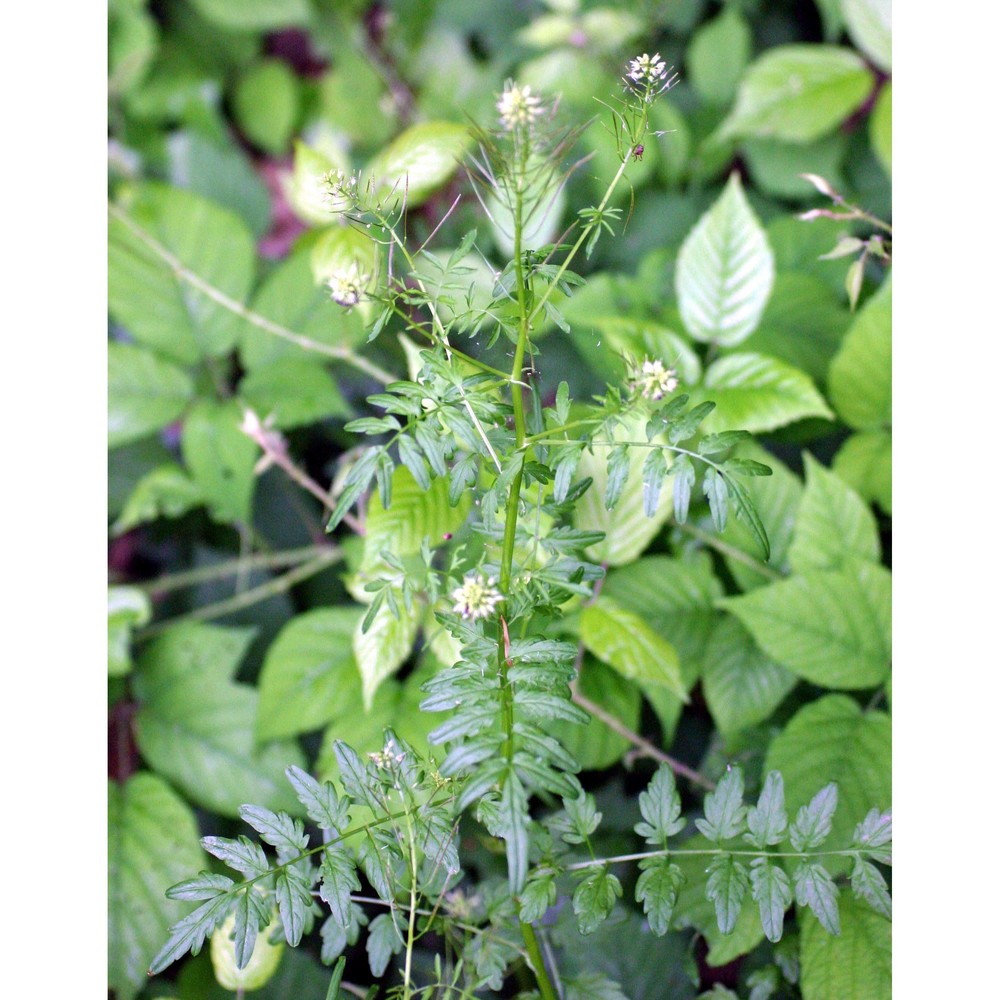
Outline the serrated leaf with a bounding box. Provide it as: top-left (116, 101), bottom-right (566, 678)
top-left (789, 784), bottom-right (839, 852)
top-left (327, 447), bottom-right (380, 532)
top-left (581, 599), bottom-right (687, 701)
top-left (256, 609), bottom-right (361, 741)
top-left (746, 772), bottom-right (788, 848)
top-left (366, 912), bottom-right (404, 977)
top-left (239, 805), bottom-right (308, 859)
top-left (604, 445), bottom-right (630, 511)
top-left (800, 894), bottom-right (890, 999)
top-left (108, 342), bottom-right (195, 449)
top-left (720, 46), bottom-right (873, 143)
top-left (320, 846), bottom-right (362, 926)
top-left (852, 808), bottom-right (892, 855)
top-left (720, 563), bottom-right (891, 688)
top-left (573, 867), bottom-right (623, 935)
top-left (636, 858), bottom-right (684, 936)
top-left (500, 771), bottom-right (530, 894)
top-left (699, 353), bottom-right (834, 434)
top-left (850, 858), bottom-right (891, 919)
top-left (697, 767), bottom-right (747, 843)
top-left (789, 454), bottom-right (880, 573)
top-left (703, 467), bottom-right (729, 532)
top-left (201, 835), bottom-right (269, 878)
top-left (750, 859), bottom-right (792, 942)
top-left (635, 764), bottom-right (686, 845)
top-left (676, 173), bottom-right (775, 347)
top-left (275, 865), bottom-right (313, 946)
top-left (109, 774), bottom-right (209, 997)
top-left (794, 862), bottom-right (841, 935)
top-left (286, 766), bottom-right (350, 833)
top-left (705, 854), bottom-right (750, 934)
top-left (112, 464), bottom-right (204, 534)
top-left (642, 448), bottom-right (669, 517)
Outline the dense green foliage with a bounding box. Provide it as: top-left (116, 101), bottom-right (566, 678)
top-left (108, 2), bottom-right (891, 998)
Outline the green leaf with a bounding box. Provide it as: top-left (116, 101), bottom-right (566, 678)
top-left (789, 783), bottom-right (839, 852)
top-left (134, 623), bottom-right (306, 818)
top-left (720, 46), bottom-right (873, 143)
top-left (635, 764), bottom-right (686, 845)
top-left (581, 599), bottom-right (687, 701)
top-left (702, 467), bottom-right (728, 532)
top-left (186, 0), bottom-right (311, 30)
top-left (256, 610), bottom-right (361, 741)
top-left (720, 563), bottom-right (891, 688)
top-left (870, 83), bottom-right (891, 176)
top-left (852, 807), bottom-right (892, 856)
top-left (181, 399), bottom-right (258, 524)
top-left (687, 7), bottom-right (752, 106)
top-left (366, 913), bottom-right (403, 978)
top-left (832, 430), bottom-right (891, 514)
top-left (635, 858), bottom-right (685, 936)
top-left (746, 772), bottom-right (788, 848)
top-left (794, 862), bottom-right (841, 935)
top-left (112, 464), bottom-right (205, 534)
top-left (233, 59), bottom-right (300, 155)
top-left (696, 766), bottom-right (747, 843)
top-left (828, 280), bottom-right (891, 430)
top-left (573, 867), bottom-right (623, 935)
top-left (500, 770), bottom-right (530, 894)
top-left (108, 586), bottom-right (152, 677)
top-left (789, 454), bottom-right (880, 573)
top-left (749, 859), bottom-right (792, 942)
top-left (367, 122), bottom-right (472, 208)
top-left (108, 342), bottom-right (194, 448)
top-left (240, 359), bottom-right (350, 429)
top-left (765, 695), bottom-right (891, 874)
top-left (642, 448), bottom-right (669, 517)
top-left (842, 0), bottom-right (891, 72)
top-left (849, 858), bottom-right (891, 919)
top-left (573, 417), bottom-right (674, 565)
top-left (676, 173), bottom-right (775, 347)
top-left (698, 353), bottom-right (834, 435)
top-left (702, 618), bottom-right (797, 738)
top-left (109, 774), bottom-right (208, 1000)
top-left (109, 184), bottom-right (256, 362)
top-left (354, 596), bottom-right (419, 710)
top-left (705, 854), bottom-right (750, 934)
top-left (799, 895), bottom-right (890, 999)
top-left (741, 134), bottom-right (848, 203)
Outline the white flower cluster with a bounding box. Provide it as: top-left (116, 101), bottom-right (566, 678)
top-left (497, 81), bottom-right (543, 131)
top-left (451, 573), bottom-right (503, 621)
top-left (326, 265), bottom-right (365, 308)
top-left (368, 737), bottom-right (406, 770)
top-left (322, 168), bottom-right (360, 214)
top-left (633, 358), bottom-right (679, 401)
top-left (625, 52), bottom-right (676, 102)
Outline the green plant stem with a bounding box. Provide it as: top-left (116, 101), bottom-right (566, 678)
top-left (108, 202), bottom-right (397, 385)
top-left (520, 922), bottom-right (559, 1000)
top-left (136, 545), bottom-right (332, 595)
top-left (137, 547), bottom-right (343, 638)
top-left (562, 847), bottom-right (869, 872)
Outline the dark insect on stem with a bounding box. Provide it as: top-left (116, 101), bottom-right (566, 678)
top-left (632, 144), bottom-right (644, 162)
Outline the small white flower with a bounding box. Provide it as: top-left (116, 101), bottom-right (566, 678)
top-left (327, 265), bottom-right (364, 308)
top-left (322, 168), bottom-right (359, 214)
top-left (451, 573), bottom-right (503, 621)
top-left (633, 358), bottom-right (679, 401)
top-left (497, 81), bottom-right (543, 131)
top-left (624, 52), bottom-right (676, 102)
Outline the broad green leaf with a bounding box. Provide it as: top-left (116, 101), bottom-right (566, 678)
top-left (702, 617), bottom-right (797, 738)
top-left (181, 399), bottom-right (258, 524)
top-left (720, 563), bottom-right (891, 689)
top-left (870, 83), bottom-right (891, 176)
top-left (828, 280), bottom-right (891, 430)
top-left (550, 657), bottom-right (641, 771)
top-left (285, 140), bottom-right (350, 228)
top-left (354, 596), bottom-right (420, 709)
top-left (705, 854), bottom-right (750, 934)
top-left (581, 599), bottom-right (687, 701)
top-left (108, 342), bottom-right (194, 448)
top-left (240, 359), bottom-right (350, 429)
top-left (720, 46), bottom-right (873, 143)
top-left (635, 858), bottom-right (684, 936)
top-left (842, 0), bottom-right (891, 72)
top-left (310, 225), bottom-right (381, 306)
top-left (573, 417), bottom-right (674, 565)
top-left (134, 623), bottom-right (306, 818)
top-left (109, 773), bottom-right (208, 1000)
top-left (112, 464), bottom-right (205, 534)
top-left (233, 59), bottom-right (300, 155)
top-left (799, 895), bottom-right (891, 999)
top-left (698, 353), bottom-right (834, 435)
top-left (765, 695), bottom-right (891, 874)
top-left (789, 454), bottom-right (880, 573)
top-left (108, 0), bottom-right (157, 97)
top-left (687, 7), bottom-right (751, 106)
top-left (109, 184), bottom-right (256, 362)
top-left (256, 609), bottom-right (361, 741)
top-left (239, 248), bottom-right (366, 370)
top-left (740, 273), bottom-right (850, 384)
top-left (108, 586), bottom-right (152, 677)
top-left (573, 867), bottom-right (623, 935)
top-left (581, 316), bottom-right (703, 386)
top-left (741, 134), bottom-right (848, 202)
top-left (676, 173), bottom-right (775, 347)
top-left (186, 0), bottom-right (310, 30)
top-left (367, 122), bottom-right (472, 208)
